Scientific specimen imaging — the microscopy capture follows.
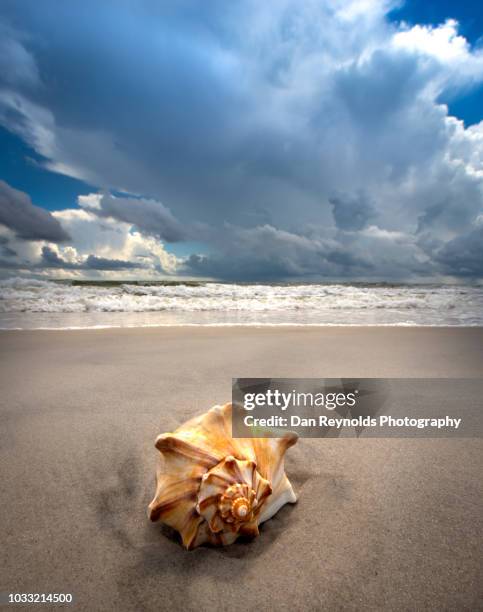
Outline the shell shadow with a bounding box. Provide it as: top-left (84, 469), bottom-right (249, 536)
top-left (92, 452), bottom-right (143, 551)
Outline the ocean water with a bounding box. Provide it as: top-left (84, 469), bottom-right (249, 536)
top-left (0, 277), bottom-right (482, 329)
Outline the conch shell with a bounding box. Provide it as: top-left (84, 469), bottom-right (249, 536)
top-left (148, 403), bottom-right (298, 549)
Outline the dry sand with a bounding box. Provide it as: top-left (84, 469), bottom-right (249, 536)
top-left (1, 327), bottom-right (482, 611)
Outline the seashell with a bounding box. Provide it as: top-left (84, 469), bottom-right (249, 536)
top-left (148, 403), bottom-right (298, 549)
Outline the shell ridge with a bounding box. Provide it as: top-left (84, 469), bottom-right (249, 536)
top-left (149, 403), bottom-right (297, 548)
top-left (156, 435), bottom-right (222, 467)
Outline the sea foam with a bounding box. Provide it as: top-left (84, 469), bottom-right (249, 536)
top-left (0, 277), bottom-right (482, 329)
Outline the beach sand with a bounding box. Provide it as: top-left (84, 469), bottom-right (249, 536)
top-left (1, 327), bottom-right (482, 611)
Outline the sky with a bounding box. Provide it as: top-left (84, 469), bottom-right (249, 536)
top-left (0, 0), bottom-right (482, 282)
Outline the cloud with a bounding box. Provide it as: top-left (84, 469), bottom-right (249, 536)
top-left (329, 192), bottom-right (376, 231)
top-left (79, 193), bottom-right (187, 242)
top-left (84, 254), bottom-right (141, 271)
top-left (0, 257), bottom-right (21, 269)
top-left (393, 19), bottom-right (470, 63)
top-left (53, 208), bottom-right (180, 274)
top-left (434, 227), bottom-right (483, 277)
top-left (41, 245), bottom-right (143, 270)
top-left (0, 180), bottom-right (70, 242)
top-left (0, 22), bottom-right (40, 88)
top-left (40, 245), bottom-right (74, 267)
top-left (0, 204), bottom-right (182, 278)
top-left (0, 1), bottom-right (483, 279)
top-left (184, 223), bottom-right (377, 281)
top-left (185, 221), bottom-right (433, 281)
top-left (0, 236), bottom-right (16, 257)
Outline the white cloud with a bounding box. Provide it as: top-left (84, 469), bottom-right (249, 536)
top-left (51, 208), bottom-right (180, 277)
top-left (393, 20), bottom-right (469, 62)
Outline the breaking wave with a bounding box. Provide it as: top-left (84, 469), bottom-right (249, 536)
top-left (0, 277), bottom-right (482, 328)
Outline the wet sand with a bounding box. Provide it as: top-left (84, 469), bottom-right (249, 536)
top-left (1, 327), bottom-right (482, 611)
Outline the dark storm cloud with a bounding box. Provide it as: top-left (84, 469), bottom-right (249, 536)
top-left (83, 194), bottom-right (188, 243)
top-left (326, 249), bottom-right (373, 270)
top-left (333, 49), bottom-right (430, 129)
top-left (434, 227), bottom-right (483, 277)
top-left (0, 257), bottom-right (21, 268)
top-left (0, 180), bottom-right (70, 242)
top-left (41, 246), bottom-right (143, 271)
top-left (329, 192), bottom-right (376, 231)
top-left (185, 224), bottom-right (374, 281)
top-left (84, 254), bottom-right (143, 271)
top-left (40, 245), bottom-right (70, 267)
top-left (0, 236), bottom-right (16, 257)
top-left (417, 202), bottom-right (446, 233)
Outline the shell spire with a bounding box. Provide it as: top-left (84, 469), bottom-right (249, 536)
top-left (148, 403), bottom-right (297, 549)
